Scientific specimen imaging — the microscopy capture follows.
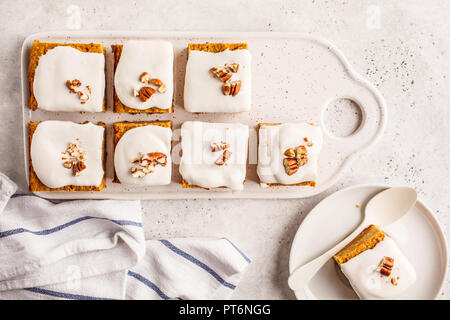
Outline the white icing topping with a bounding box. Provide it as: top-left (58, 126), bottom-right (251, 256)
top-left (340, 236), bottom-right (416, 300)
top-left (114, 40), bottom-right (174, 110)
top-left (30, 121), bottom-right (104, 188)
top-left (179, 121), bottom-right (249, 190)
top-left (114, 125), bottom-right (172, 186)
top-left (257, 123), bottom-right (323, 184)
top-left (33, 46), bottom-right (105, 112)
top-left (184, 49), bottom-right (252, 112)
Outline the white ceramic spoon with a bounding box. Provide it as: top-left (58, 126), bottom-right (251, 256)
top-left (288, 186), bottom-right (417, 292)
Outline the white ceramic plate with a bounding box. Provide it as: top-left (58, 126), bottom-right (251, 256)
top-left (288, 184), bottom-right (448, 299)
top-left (21, 31), bottom-right (386, 199)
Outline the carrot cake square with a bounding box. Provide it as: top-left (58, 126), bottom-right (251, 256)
top-left (112, 40), bottom-right (174, 113)
top-left (179, 121), bottom-right (249, 190)
top-left (184, 43), bottom-right (251, 113)
top-left (333, 225), bottom-right (417, 300)
top-left (113, 121), bottom-right (172, 186)
top-left (28, 40), bottom-right (106, 112)
top-left (256, 123), bottom-right (322, 187)
top-left (29, 120), bottom-right (106, 192)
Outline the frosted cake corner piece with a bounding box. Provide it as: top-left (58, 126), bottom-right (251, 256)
top-left (112, 40), bottom-right (174, 114)
top-left (179, 121), bottom-right (249, 190)
top-left (28, 40), bottom-right (106, 113)
top-left (113, 121), bottom-right (172, 186)
top-left (29, 120), bottom-right (106, 192)
top-left (256, 123), bottom-right (322, 187)
top-left (333, 225), bottom-right (417, 300)
top-left (184, 43), bottom-right (251, 113)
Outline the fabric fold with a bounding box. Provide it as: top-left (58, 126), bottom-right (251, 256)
top-left (126, 238), bottom-right (251, 300)
top-left (0, 173), bottom-right (250, 300)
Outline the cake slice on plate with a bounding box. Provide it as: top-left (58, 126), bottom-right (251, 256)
top-left (333, 225), bottom-right (417, 300)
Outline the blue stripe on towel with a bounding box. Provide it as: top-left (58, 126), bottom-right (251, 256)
top-left (24, 287), bottom-right (114, 300)
top-left (222, 237), bottom-right (251, 263)
top-left (127, 270), bottom-right (171, 300)
top-left (159, 239), bottom-right (236, 290)
top-left (0, 216), bottom-right (142, 239)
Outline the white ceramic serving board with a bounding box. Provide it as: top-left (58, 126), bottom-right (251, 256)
top-left (21, 31), bottom-right (386, 199)
top-left (289, 185), bottom-right (448, 300)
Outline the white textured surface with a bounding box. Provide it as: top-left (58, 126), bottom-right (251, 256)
top-left (0, 0), bottom-right (449, 299)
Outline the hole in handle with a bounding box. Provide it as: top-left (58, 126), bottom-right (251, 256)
top-left (323, 98), bottom-right (363, 138)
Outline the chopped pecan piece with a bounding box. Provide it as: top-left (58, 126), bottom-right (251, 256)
top-left (211, 142), bottom-right (220, 152)
top-left (144, 152), bottom-right (168, 166)
top-left (222, 80), bottom-right (241, 96)
top-left (223, 149), bottom-right (232, 161)
top-left (230, 80), bottom-right (241, 96)
top-left (142, 163), bottom-right (156, 174)
top-left (284, 148), bottom-right (295, 157)
top-left (62, 140), bottom-right (87, 175)
top-left (151, 78), bottom-right (167, 93)
top-left (215, 149), bottom-right (232, 166)
top-left (77, 91), bottom-right (89, 102)
top-left (379, 256), bottom-right (394, 276)
top-left (66, 79), bottom-right (82, 93)
top-left (211, 141), bottom-right (229, 152)
top-left (131, 167), bottom-right (146, 178)
top-left (222, 82), bottom-right (232, 96)
top-left (298, 154), bottom-right (308, 167)
top-left (139, 72), bottom-right (151, 84)
top-left (295, 145), bottom-right (307, 158)
top-left (139, 86), bottom-right (156, 102)
top-left (151, 78), bottom-right (163, 86)
top-left (225, 63), bottom-right (239, 73)
top-left (211, 66), bottom-right (232, 82)
top-left (73, 161), bottom-right (86, 176)
top-left (63, 161), bottom-right (73, 169)
top-left (129, 152), bottom-right (168, 178)
top-left (215, 158), bottom-right (225, 166)
top-left (283, 158), bottom-right (299, 175)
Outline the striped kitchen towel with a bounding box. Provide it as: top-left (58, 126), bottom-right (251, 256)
top-left (127, 238), bottom-right (251, 300)
top-left (0, 172), bottom-right (250, 300)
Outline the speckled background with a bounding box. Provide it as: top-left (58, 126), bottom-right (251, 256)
top-left (0, 0), bottom-right (449, 299)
